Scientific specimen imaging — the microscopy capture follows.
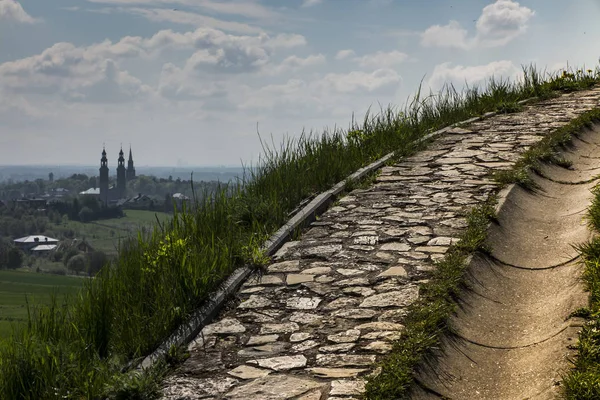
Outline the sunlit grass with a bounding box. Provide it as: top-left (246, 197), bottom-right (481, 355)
top-left (0, 63), bottom-right (599, 399)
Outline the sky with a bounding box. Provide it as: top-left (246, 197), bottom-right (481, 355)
top-left (0, 0), bottom-right (599, 168)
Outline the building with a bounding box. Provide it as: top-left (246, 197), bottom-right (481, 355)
top-left (98, 146), bottom-right (137, 205)
top-left (14, 235), bottom-right (59, 252)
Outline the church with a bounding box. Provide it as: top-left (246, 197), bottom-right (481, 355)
top-left (98, 146), bottom-right (136, 204)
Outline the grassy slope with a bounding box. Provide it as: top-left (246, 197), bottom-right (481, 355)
top-left (0, 65), bottom-right (599, 400)
top-left (0, 271), bottom-right (83, 339)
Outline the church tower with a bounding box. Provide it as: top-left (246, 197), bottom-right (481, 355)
top-left (117, 147), bottom-right (126, 199)
top-left (99, 147), bottom-right (109, 205)
top-left (126, 146), bottom-right (136, 181)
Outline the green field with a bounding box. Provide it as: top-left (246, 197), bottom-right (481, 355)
top-left (59, 209), bottom-right (171, 255)
top-left (0, 270), bottom-right (84, 339)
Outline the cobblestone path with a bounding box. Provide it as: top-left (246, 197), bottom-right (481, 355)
top-left (161, 87), bottom-right (600, 400)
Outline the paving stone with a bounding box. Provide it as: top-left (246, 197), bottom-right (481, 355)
top-left (303, 266), bottom-right (332, 275)
top-left (226, 374), bottom-right (323, 400)
top-left (286, 274), bottom-right (315, 285)
top-left (330, 380), bottom-right (366, 396)
top-left (238, 295), bottom-right (273, 309)
top-left (377, 266), bottom-right (408, 278)
top-left (237, 342), bottom-right (289, 358)
top-left (292, 340), bottom-right (320, 352)
top-left (246, 335), bottom-right (279, 346)
top-left (290, 312), bottom-right (323, 325)
top-left (356, 322), bottom-right (405, 331)
top-left (290, 332), bottom-right (313, 342)
top-left (319, 343), bottom-right (356, 353)
top-left (286, 297), bottom-right (322, 310)
top-left (162, 376), bottom-right (238, 399)
top-left (268, 260), bottom-right (301, 273)
top-left (327, 329), bottom-right (361, 343)
top-left (316, 354), bottom-right (377, 367)
top-left (362, 341), bottom-right (393, 354)
top-left (331, 308), bottom-right (378, 319)
top-left (227, 365), bottom-right (271, 380)
top-left (324, 297), bottom-right (360, 310)
top-left (202, 318), bottom-right (246, 336)
top-left (379, 242), bottom-right (411, 252)
top-left (249, 355), bottom-right (307, 371)
top-left (260, 322), bottom-right (299, 335)
top-left (415, 246), bottom-right (449, 253)
top-left (342, 287), bottom-right (376, 297)
top-left (360, 287), bottom-right (419, 308)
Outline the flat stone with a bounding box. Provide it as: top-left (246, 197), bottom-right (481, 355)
top-left (303, 266), bottom-right (332, 275)
top-left (319, 343), bottom-right (356, 353)
top-left (375, 252), bottom-right (397, 262)
top-left (353, 236), bottom-right (379, 245)
top-left (324, 297), bottom-right (360, 310)
top-left (302, 282), bottom-right (331, 295)
top-left (304, 244), bottom-right (343, 257)
top-left (290, 312), bottom-right (323, 325)
top-left (227, 365), bottom-right (271, 380)
top-left (342, 287), bottom-right (376, 297)
top-left (328, 329), bottom-right (361, 343)
top-left (415, 246), bottom-right (449, 253)
top-left (362, 331), bottom-right (403, 341)
top-left (356, 322), bottom-right (405, 331)
top-left (273, 241), bottom-right (301, 261)
top-left (286, 297), bottom-right (322, 310)
top-left (407, 235), bottom-right (430, 245)
top-left (226, 374), bottom-right (323, 400)
top-left (249, 355), bottom-right (307, 371)
top-left (292, 340), bottom-right (320, 352)
top-left (246, 335), bottom-right (279, 346)
top-left (163, 376), bottom-right (238, 398)
top-left (316, 354), bottom-right (377, 367)
top-left (331, 308), bottom-right (378, 319)
top-left (315, 275), bottom-right (335, 283)
top-left (337, 268), bottom-right (365, 276)
top-left (287, 274), bottom-right (315, 285)
top-left (237, 342), bottom-right (289, 358)
top-left (437, 157), bottom-right (471, 165)
top-left (379, 242), bottom-right (411, 252)
top-left (238, 312), bottom-right (275, 323)
top-left (202, 318), bottom-right (246, 336)
top-left (427, 237), bottom-right (459, 246)
top-left (268, 260), bottom-right (301, 273)
top-left (260, 322), bottom-right (299, 335)
top-left (378, 266), bottom-right (408, 278)
top-left (296, 390), bottom-right (323, 400)
top-left (240, 286), bottom-right (265, 294)
top-left (360, 287), bottom-right (419, 308)
top-left (330, 380), bottom-right (366, 396)
top-left (238, 295), bottom-right (272, 309)
top-left (307, 368), bottom-right (368, 378)
top-left (290, 332), bottom-right (313, 342)
top-left (333, 278), bottom-right (370, 287)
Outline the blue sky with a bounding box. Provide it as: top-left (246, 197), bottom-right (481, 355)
top-left (1, 0), bottom-right (599, 167)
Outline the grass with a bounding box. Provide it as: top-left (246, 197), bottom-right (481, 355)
top-left (0, 271), bottom-right (84, 339)
top-left (0, 64), bottom-right (599, 399)
top-left (564, 171), bottom-right (600, 397)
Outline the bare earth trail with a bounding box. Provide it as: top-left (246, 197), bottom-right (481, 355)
top-left (413, 124), bottom-right (600, 400)
top-left (161, 88), bottom-right (600, 400)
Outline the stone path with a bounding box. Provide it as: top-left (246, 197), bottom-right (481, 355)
top-left (161, 87), bottom-right (600, 400)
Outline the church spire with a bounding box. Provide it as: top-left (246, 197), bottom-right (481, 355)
top-left (126, 145), bottom-right (136, 181)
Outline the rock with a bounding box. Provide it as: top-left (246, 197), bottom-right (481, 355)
top-left (331, 308), bottom-right (378, 319)
top-left (162, 376), bottom-right (238, 399)
top-left (304, 244), bottom-right (343, 257)
top-left (316, 354), bottom-right (377, 367)
top-left (362, 331), bottom-right (403, 341)
top-left (292, 340), bottom-right (320, 352)
top-left (226, 374), bottom-right (323, 400)
top-left (246, 335), bottom-right (279, 346)
top-left (268, 260), bottom-right (301, 273)
top-left (237, 342), bottom-right (288, 358)
top-left (260, 322), bottom-right (299, 335)
top-left (238, 295), bottom-right (272, 309)
top-left (202, 318), bottom-right (246, 336)
top-left (324, 297), bottom-right (360, 310)
top-left (377, 266), bottom-right (408, 278)
top-left (342, 287), bottom-right (376, 297)
top-left (301, 282), bottom-right (331, 295)
top-left (227, 365), bottom-right (271, 380)
top-left (238, 312), bottom-right (275, 323)
top-left (337, 268), bottom-right (365, 276)
top-left (333, 278), bottom-right (370, 287)
top-left (290, 312), bottom-right (323, 325)
top-left (290, 332), bottom-right (312, 342)
top-left (415, 246), bottom-right (449, 253)
top-left (249, 355), bottom-right (308, 371)
top-left (307, 367), bottom-right (368, 378)
top-left (244, 275), bottom-right (284, 287)
top-left (360, 287), bottom-right (419, 308)
top-left (240, 286), bottom-right (265, 294)
top-left (330, 379), bottom-right (366, 396)
top-left (356, 322), bottom-right (405, 331)
top-left (315, 275), bottom-right (335, 283)
top-left (353, 236), bottom-right (379, 245)
top-left (427, 236), bottom-right (459, 246)
top-left (273, 241), bottom-right (301, 261)
top-left (296, 390), bottom-right (323, 400)
top-left (302, 266), bottom-right (332, 275)
top-left (286, 297), bottom-right (322, 310)
top-left (319, 343), bottom-right (356, 353)
top-left (327, 329), bottom-right (361, 343)
top-left (363, 341), bottom-right (393, 353)
top-left (287, 274), bottom-right (314, 285)
top-left (379, 242), bottom-right (411, 252)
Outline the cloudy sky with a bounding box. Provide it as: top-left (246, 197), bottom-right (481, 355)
top-left (1, 0), bottom-right (599, 167)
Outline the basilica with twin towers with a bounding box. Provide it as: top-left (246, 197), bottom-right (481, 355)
top-left (98, 146), bottom-right (136, 204)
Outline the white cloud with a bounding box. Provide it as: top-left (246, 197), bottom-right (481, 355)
top-left (421, 0), bottom-right (534, 49)
top-left (427, 60), bottom-right (519, 91)
top-left (315, 69), bottom-right (401, 94)
top-left (354, 50), bottom-right (408, 68)
top-left (335, 49), bottom-right (356, 60)
top-left (0, 0), bottom-right (38, 23)
top-left (266, 53), bottom-right (326, 74)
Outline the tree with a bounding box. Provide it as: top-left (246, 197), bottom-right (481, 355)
top-left (6, 247), bottom-right (24, 269)
top-left (63, 248), bottom-right (79, 266)
top-left (49, 172), bottom-right (54, 182)
top-left (67, 254), bottom-right (87, 275)
top-left (78, 206), bottom-right (94, 222)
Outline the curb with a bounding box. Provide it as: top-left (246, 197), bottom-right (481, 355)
top-left (137, 97), bottom-right (538, 371)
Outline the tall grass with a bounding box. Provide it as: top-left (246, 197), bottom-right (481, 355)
top-left (1, 64), bottom-right (599, 399)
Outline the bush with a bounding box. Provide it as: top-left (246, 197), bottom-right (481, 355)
top-left (67, 254), bottom-right (87, 275)
top-left (87, 251), bottom-right (108, 276)
top-left (6, 247), bottom-right (24, 269)
top-left (62, 248), bottom-right (79, 266)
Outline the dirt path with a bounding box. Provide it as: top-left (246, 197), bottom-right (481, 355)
top-left (413, 124), bottom-right (600, 399)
